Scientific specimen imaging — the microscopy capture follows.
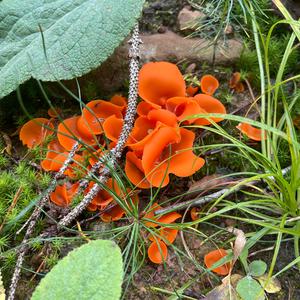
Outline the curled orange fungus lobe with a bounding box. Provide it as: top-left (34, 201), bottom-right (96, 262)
top-left (101, 188), bottom-right (139, 223)
top-left (204, 249), bottom-right (231, 275)
top-left (110, 95), bottom-right (127, 113)
top-left (166, 97), bottom-right (205, 124)
top-left (143, 203), bottom-right (163, 227)
top-left (89, 178), bottom-right (121, 210)
top-left (200, 75), bottom-right (219, 95)
top-left (138, 61), bottom-right (186, 108)
top-left (57, 116), bottom-right (96, 150)
top-left (19, 118), bottom-right (54, 149)
top-left (125, 151), bottom-right (150, 189)
top-left (149, 228), bottom-right (178, 244)
top-left (102, 115), bottom-right (124, 142)
top-left (127, 109), bottom-right (178, 151)
top-left (236, 122), bottom-right (266, 141)
top-left (41, 139), bottom-right (65, 171)
top-left (193, 94), bottom-right (226, 125)
top-left (142, 127), bottom-right (205, 187)
top-left (186, 85), bottom-right (199, 97)
top-left (77, 100), bottom-right (123, 136)
top-left (136, 101), bottom-right (156, 116)
top-left (46, 151), bottom-right (82, 173)
top-left (50, 182), bottom-right (78, 207)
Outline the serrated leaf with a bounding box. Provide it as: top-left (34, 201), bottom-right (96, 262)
top-left (0, 272), bottom-right (5, 300)
top-left (0, 0), bottom-right (144, 99)
top-left (31, 240), bottom-right (123, 300)
top-left (236, 276), bottom-right (265, 300)
top-left (256, 275), bottom-right (281, 294)
top-left (249, 260), bottom-right (267, 277)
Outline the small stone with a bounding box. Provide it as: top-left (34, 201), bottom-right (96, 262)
top-left (185, 63), bottom-right (196, 74)
top-left (178, 6), bottom-right (205, 31)
top-left (157, 25), bottom-right (167, 34)
top-left (224, 24), bottom-right (233, 35)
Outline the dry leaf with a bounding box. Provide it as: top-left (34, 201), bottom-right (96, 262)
top-left (227, 227), bottom-right (246, 266)
top-left (205, 274), bottom-right (243, 300)
top-left (1, 132), bottom-right (12, 155)
top-left (257, 274), bottom-right (281, 294)
top-left (187, 174), bottom-right (233, 197)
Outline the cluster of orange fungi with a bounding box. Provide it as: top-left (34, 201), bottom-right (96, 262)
top-left (19, 61), bottom-right (263, 265)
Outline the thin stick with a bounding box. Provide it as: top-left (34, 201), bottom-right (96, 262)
top-left (154, 166), bottom-right (291, 215)
top-left (0, 187), bottom-right (23, 233)
top-left (58, 24), bottom-right (141, 228)
top-left (8, 142), bottom-right (79, 300)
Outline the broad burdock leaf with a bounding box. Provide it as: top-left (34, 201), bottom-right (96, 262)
top-left (249, 260), bottom-right (267, 277)
top-left (236, 276), bottom-right (265, 300)
top-left (31, 240), bottom-right (123, 300)
top-left (0, 0), bottom-right (144, 99)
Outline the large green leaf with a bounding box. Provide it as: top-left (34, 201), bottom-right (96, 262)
top-left (31, 240), bottom-right (123, 300)
top-left (0, 0), bottom-right (144, 99)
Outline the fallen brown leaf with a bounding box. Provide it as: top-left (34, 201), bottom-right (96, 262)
top-left (1, 132), bottom-right (12, 155)
top-left (227, 227), bottom-right (246, 267)
top-left (187, 174), bottom-right (234, 198)
top-left (205, 274), bottom-right (243, 300)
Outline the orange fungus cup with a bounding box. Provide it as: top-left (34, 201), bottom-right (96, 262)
top-left (138, 61), bottom-right (186, 108)
top-left (204, 248), bottom-right (231, 275)
top-left (200, 75), bottom-right (219, 95)
top-left (19, 118), bottom-right (54, 149)
top-left (148, 240), bottom-right (168, 264)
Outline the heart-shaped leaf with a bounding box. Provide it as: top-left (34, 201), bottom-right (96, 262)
top-left (31, 240), bottom-right (123, 300)
top-left (249, 260), bottom-right (267, 277)
top-left (236, 276), bottom-right (265, 300)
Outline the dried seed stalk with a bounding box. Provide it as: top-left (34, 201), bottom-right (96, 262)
top-left (8, 142), bottom-right (79, 300)
top-left (59, 24), bottom-right (141, 227)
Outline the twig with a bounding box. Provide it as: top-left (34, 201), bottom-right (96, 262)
top-left (8, 142), bottom-right (79, 300)
top-left (0, 187), bottom-right (23, 233)
top-left (58, 24), bottom-right (141, 228)
top-left (154, 166), bottom-right (291, 215)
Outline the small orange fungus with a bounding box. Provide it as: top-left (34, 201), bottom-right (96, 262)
top-left (236, 122), bottom-right (266, 141)
top-left (148, 240), bottom-right (168, 264)
top-left (204, 248), bottom-right (231, 275)
top-left (186, 85), bottom-right (199, 97)
top-left (200, 75), bottom-right (219, 95)
top-left (229, 72), bottom-right (245, 93)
